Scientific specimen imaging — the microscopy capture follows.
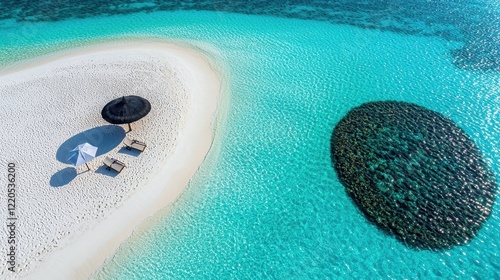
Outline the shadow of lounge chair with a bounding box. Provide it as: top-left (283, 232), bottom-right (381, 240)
top-left (103, 156), bottom-right (126, 173)
top-left (124, 137), bottom-right (147, 152)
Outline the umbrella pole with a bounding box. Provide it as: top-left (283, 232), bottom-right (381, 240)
top-left (128, 123), bottom-right (132, 131)
top-left (85, 162), bottom-right (90, 171)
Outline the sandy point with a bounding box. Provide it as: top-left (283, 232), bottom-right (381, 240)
top-left (0, 39), bottom-right (224, 279)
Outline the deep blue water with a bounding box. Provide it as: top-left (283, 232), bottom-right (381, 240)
top-left (1, 0), bottom-right (500, 71)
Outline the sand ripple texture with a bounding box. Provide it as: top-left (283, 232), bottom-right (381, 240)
top-left (0, 43), bottom-right (196, 278)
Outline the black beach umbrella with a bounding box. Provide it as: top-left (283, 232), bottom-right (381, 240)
top-left (101, 95), bottom-right (151, 131)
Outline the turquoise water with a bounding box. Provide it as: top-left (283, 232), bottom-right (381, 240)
top-left (1, 5), bottom-right (500, 280)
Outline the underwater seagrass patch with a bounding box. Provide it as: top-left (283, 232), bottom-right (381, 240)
top-left (331, 101), bottom-right (496, 250)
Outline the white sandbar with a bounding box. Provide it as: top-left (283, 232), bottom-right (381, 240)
top-left (0, 40), bottom-right (223, 279)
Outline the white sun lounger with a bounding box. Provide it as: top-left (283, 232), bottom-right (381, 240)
top-left (124, 137), bottom-right (147, 152)
top-left (103, 156), bottom-right (126, 173)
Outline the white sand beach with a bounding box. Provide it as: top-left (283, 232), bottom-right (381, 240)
top-left (0, 40), bottom-right (223, 279)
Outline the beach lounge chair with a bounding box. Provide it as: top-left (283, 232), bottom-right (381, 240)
top-left (124, 137), bottom-right (147, 152)
top-left (103, 156), bottom-right (126, 173)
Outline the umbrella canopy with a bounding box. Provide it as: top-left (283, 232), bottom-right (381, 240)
top-left (101, 95), bottom-right (151, 131)
top-left (67, 143), bottom-right (98, 170)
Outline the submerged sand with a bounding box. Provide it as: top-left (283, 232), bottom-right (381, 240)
top-left (0, 40), bottom-right (222, 279)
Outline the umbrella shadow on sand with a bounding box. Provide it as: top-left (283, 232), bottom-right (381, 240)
top-left (56, 125), bottom-right (126, 164)
top-left (50, 167), bottom-right (78, 187)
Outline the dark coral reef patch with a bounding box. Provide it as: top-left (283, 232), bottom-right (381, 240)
top-left (331, 101), bottom-right (496, 250)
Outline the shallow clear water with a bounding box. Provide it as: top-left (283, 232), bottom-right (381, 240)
top-left (1, 2), bottom-right (499, 279)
